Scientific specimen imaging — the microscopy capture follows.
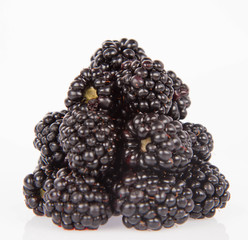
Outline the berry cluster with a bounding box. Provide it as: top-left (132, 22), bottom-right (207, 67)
top-left (23, 38), bottom-right (230, 230)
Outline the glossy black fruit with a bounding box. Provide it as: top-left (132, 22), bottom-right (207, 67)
top-left (33, 111), bottom-right (67, 167)
top-left (65, 68), bottom-right (119, 113)
top-left (179, 160), bottom-right (230, 219)
top-left (43, 168), bottom-right (112, 230)
top-left (59, 103), bottom-right (117, 177)
top-left (113, 170), bottom-right (194, 230)
top-left (183, 122), bottom-right (214, 162)
top-left (117, 58), bottom-right (174, 116)
top-left (23, 159), bottom-right (60, 216)
top-left (123, 113), bottom-right (193, 172)
top-left (90, 38), bottom-right (146, 72)
top-left (167, 71), bottom-right (191, 120)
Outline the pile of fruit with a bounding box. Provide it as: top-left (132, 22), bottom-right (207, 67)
top-left (23, 39), bottom-right (230, 230)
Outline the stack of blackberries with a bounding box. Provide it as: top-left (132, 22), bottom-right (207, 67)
top-left (23, 39), bottom-right (230, 230)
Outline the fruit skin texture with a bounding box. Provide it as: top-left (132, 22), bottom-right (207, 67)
top-left (43, 168), bottom-right (113, 230)
top-left (25, 38), bottom-right (231, 231)
top-left (33, 111), bottom-right (67, 167)
top-left (113, 171), bottom-right (194, 230)
top-left (23, 159), bottom-right (59, 216)
top-left (116, 59), bottom-right (174, 117)
top-left (183, 122), bottom-right (214, 162)
top-left (59, 103), bottom-right (117, 177)
top-left (65, 68), bottom-right (119, 114)
top-left (179, 160), bottom-right (230, 219)
top-left (123, 113), bottom-right (193, 172)
top-left (90, 38), bottom-right (146, 72)
top-left (167, 71), bottom-right (191, 120)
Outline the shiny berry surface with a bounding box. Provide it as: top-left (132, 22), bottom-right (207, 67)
top-left (113, 171), bottom-right (194, 230)
top-left (179, 160), bottom-right (230, 219)
top-left (123, 113), bottom-right (193, 172)
top-left (59, 103), bottom-right (117, 177)
top-left (43, 168), bottom-right (112, 230)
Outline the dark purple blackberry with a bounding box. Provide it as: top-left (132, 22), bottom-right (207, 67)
top-left (59, 104), bottom-right (117, 177)
top-left (116, 59), bottom-right (174, 116)
top-left (43, 168), bottom-right (112, 230)
top-left (23, 159), bottom-right (59, 216)
top-left (33, 111), bottom-right (67, 167)
top-left (123, 113), bottom-right (193, 172)
top-left (183, 122), bottom-right (214, 162)
top-left (167, 71), bottom-right (191, 120)
top-left (179, 160), bottom-right (230, 219)
top-left (65, 68), bottom-right (120, 115)
top-left (99, 151), bottom-right (126, 216)
top-left (90, 38), bottom-right (146, 72)
top-left (113, 171), bottom-right (194, 230)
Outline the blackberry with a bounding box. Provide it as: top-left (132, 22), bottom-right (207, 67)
top-left (183, 122), bottom-right (214, 162)
top-left (179, 160), bottom-right (230, 219)
top-left (100, 152), bottom-right (126, 216)
top-left (23, 159), bottom-right (59, 216)
top-left (43, 168), bottom-right (112, 230)
top-left (113, 171), bottom-right (194, 230)
top-left (123, 113), bottom-right (193, 172)
top-left (65, 68), bottom-right (120, 114)
top-left (33, 111), bottom-right (67, 166)
top-left (116, 58), bottom-right (174, 117)
top-left (59, 104), bottom-right (117, 177)
top-left (90, 38), bottom-right (146, 72)
top-left (167, 71), bottom-right (191, 120)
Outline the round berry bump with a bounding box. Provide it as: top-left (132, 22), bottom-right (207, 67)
top-left (23, 160), bottom-right (61, 216)
top-left (33, 111), bottom-right (67, 167)
top-left (65, 68), bottom-right (118, 113)
top-left (90, 39), bottom-right (146, 72)
top-left (117, 58), bottom-right (174, 116)
top-left (182, 122), bottom-right (214, 162)
top-left (123, 113), bottom-right (193, 172)
top-left (113, 171), bottom-right (194, 230)
top-left (167, 71), bottom-right (191, 120)
top-left (43, 169), bottom-right (112, 230)
top-left (59, 103), bottom-right (117, 177)
top-left (178, 160), bottom-right (230, 219)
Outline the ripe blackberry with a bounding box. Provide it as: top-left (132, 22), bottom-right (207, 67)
top-left (167, 71), bottom-right (191, 120)
top-left (90, 38), bottom-right (146, 72)
top-left (123, 113), bottom-right (193, 172)
top-left (116, 58), bottom-right (174, 117)
top-left (113, 171), bottom-right (194, 230)
top-left (65, 68), bottom-right (121, 115)
top-left (179, 160), bottom-right (230, 219)
top-left (43, 168), bottom-right (112, 230)
top-left (183, 122), bottom-right (214, 162)
top-left (99, 153), bottom-right (126, 216)
top-left (33, 111), bottom-right (67, 166)
top-left (59, 104), bottom-right (117, 177)
top-left (23, 159), bottom-right (59, 216)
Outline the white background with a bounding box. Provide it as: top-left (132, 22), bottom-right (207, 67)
top-left (1, 0), bottom-right (248, 239)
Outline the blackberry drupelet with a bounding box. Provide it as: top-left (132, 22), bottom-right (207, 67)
top-left (23, 158), bottom-right (59, 216)
top-left (43, 168), bottom-right (112, 230)
top-left (90, 38), bottom-right (146, 72)
top-left (33, 111), bottom-right (67, 167)
top-left (123, 113), bottom-right (193, 172)
top-left (179, 160), bottom-right (230, 219)
top-left (65, 68), bottom-right (121, 114)
top-left (59, 103), bottom-right (117, 177)
top-left (183, 122), bottom-right (214, 162)
top-left (113, 171), bottom-right (194, 230)
top-left (116, 58), bottom-right (174, 116)
top-left (167, 71), bottom-right (191, 120)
